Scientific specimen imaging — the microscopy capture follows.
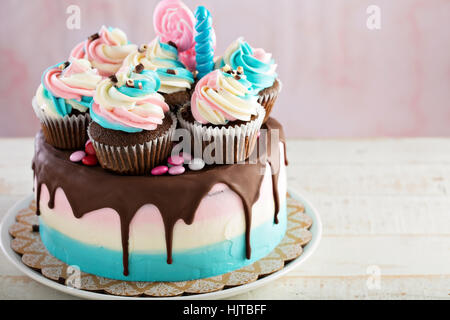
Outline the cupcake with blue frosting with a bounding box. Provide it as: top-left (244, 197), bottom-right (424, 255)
top-left (88, 65), bottom-right (176, 175)
top-left (33, 59), bottom-right (102, 149)
top-left (217, 38), bottom-right (280, 123)
top-left (121, 37), bottom-right (195, 111)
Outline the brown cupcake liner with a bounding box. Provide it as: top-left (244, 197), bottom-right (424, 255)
top-left (88, 113), bottom-right (177, 175)
top-left (258, 78), bottom-right (282, 124)
top-left (32, 97), bottom-right (90, 150)
top-left (177, 105), bottom-right (265, 165)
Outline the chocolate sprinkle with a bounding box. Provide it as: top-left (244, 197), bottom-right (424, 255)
top-left (109, 75), bottom-right (118, 83)
top-left (166, 69), bottom-right (177, 75)
top-left (167, 41), bottom-right (178, 49)
top-left (88, 33), bottom-right (100, 41)
top-left (33, 118), bottom-right (287, 276)
top-left (134, 63), bottom-right (144, 74)
top-left (234, 75), bottom-right (241, 81)
top-left (32, 224), bottom-right (39, 232)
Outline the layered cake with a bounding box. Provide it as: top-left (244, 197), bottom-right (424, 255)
top-left (31, 0), bottom-right (286, 282)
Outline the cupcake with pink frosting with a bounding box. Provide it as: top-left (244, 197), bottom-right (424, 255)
top-left (177, 66), bottom-right (265, 164)
top-left (70, 26), bottom-right (137, 77)
top-left (33, 59), bottom-right (102, 149)
top-left (88, 65), bottom-right (176, 175)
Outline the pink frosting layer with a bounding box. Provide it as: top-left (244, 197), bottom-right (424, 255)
top-left (70, 41), bottom-right (86, 60)
top-left (37, 167), bottom-right (274, 231)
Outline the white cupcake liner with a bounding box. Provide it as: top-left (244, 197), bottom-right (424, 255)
top-left (177, 104), bottom-right (265, 165)
top-left (32, 97), bottom-right (90, 150)
top-left (88, 112), bottom-right (177, 175)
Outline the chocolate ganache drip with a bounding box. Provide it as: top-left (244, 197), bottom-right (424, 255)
top-left (33, 118), bottom-right (287, 276)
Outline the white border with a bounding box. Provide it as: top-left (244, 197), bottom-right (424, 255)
top-left (0, 190), bottom-right (322, 300)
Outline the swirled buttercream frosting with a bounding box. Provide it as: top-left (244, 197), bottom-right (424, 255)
top-left (218, 38), bottom-right (277, 94)
top-left (121, 38), bottom-right (194, 94)
top-left (191, 68), bottom-right (261, 125)
top-left (90, 67), bottom-right (170, 133)
top-left (35, 59), bottom-right (102, 118)
top-left (70, 26), bottom-right (137, 77)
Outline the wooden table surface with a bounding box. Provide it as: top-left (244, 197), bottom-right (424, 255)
top-left (0, 137), bottom-right (449, 300)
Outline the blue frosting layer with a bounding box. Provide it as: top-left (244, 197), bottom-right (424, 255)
top-left (154, 39), bottom-right (195, 84)
top-left (195, 6), bottom-right (215, 79)
top-left (39, 205), bottom-right (287, 282)
top-left (221, 40), bottom-right (277, 94)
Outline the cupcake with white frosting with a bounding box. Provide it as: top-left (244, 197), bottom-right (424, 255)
top-left (88, 65), bottom-right (176, 175)
top-left (70, 26), bottom-right (137, 77)
top-left (33, 59), bottom-right (102, 149)
top-left (121, 37), bottom-right (195, 110)
top-left (177, 66), bottom-right (265, 164)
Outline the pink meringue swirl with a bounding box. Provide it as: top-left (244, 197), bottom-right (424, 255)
top-left (153, 0), bottom-right (196, 52)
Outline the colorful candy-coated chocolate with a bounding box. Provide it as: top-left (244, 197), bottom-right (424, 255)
top-left (168, 155), bottom-right (184, 166)
top-left (180, 152), bottom-right (192, 163)
top-left (69, 151), bottom-right (86, 162)
top-left (168, 165), bottom-right (185, 175)
top-left (82, 155), bottom-right (98, 166)
top-left (85, 141), bottom-right (96, 156)
top-left (151, 165), bottom-right (169, 176)
top-left (189, 158), bottom-right (205, 171)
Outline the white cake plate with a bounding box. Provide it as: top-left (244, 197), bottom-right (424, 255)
top-left (0, 189), bottom-right (322, 300)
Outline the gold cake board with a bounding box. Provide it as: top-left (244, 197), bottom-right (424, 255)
top-left (8, 193), bottom-right (312, 298)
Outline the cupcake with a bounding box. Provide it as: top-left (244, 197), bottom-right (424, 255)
top-left (33, 59), bottom-right (102, 149)
top-left (121, 37), bottom-right (194, 111)
top-left (177, 67), bottom-right (265, 164)
top-left (217, 38), bottom-right (279, 123)
top-left (70, 26), bottom-right (137, 77)
top-left (88, 66), bottom-right (176, 175)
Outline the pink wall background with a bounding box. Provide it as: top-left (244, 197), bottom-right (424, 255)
top-left (0, 0), bottom-right (449, 138)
